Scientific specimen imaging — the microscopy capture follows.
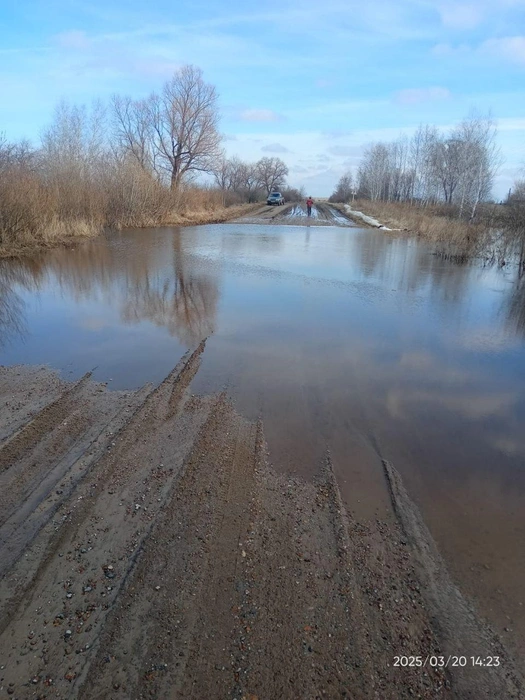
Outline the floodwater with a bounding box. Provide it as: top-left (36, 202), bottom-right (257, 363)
top-left (1, 222), bottom-right (525, 662)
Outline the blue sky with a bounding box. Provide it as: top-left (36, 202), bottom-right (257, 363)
top-left (1, 0), bottom-right (525, 196)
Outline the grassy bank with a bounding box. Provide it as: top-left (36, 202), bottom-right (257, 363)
top-left (163, 201), bottom-right (259, 227)
top-left (352, 200), bottom-right (490, 260)
top-left (0, 182), bottom-right (259, 260)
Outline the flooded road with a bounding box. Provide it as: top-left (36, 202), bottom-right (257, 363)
top-left (1, 220), bottom-right (525, 669)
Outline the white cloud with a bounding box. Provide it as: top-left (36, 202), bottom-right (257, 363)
top-left (497, 117), bottom-right (525, 131)
top-left (327, 145), bottom-right (364, 157)
top-left (322, 130), bottom-right (353, 140)
top-left (315, 78), bottom-right (333, 88)
top-left (238, 109), bottom-right (284, 122)
top-left (433, 35), bottom-right (525, 69)
top-left (78, 316), bottom-right (111, 331)
top-left (481, 36), bottom-right (525, 66)
top-left (395, 86), bottom-right (451, 105)
top-left (55, 30), bottom-right (92, 50)
top-left (261, 142), bottom-right (291, 153)
top-left (438, 3), bottom-right (483, 29)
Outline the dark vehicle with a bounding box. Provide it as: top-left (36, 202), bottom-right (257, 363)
top-left (267, 192), bottom-right (285, 206)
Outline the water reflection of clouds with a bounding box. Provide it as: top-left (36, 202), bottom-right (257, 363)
top-left (397, 351), bottom-right (466, 382)
top-left (490, 436), bottom-right (525, 457)
top-left (454, 326), bottom-right (522, 352)
top-left (78, 316), bottom-right (112, 332)
top-left (386, 388), bottom-right (517, 422)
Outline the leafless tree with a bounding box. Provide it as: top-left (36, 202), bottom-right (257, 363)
top-left (148, 65), bottom-right (221, 189)
top-left (329, 172), bottom-right (354, 202)
top-left (356, 112), bottom-right (500, 217)
top-left (211, 154), bottom-right (231, 191)
top-left (255, 157), bottom-right (288, 195)
top-left (457, 113), bottom-right (501, 221)
top-left (111, 95), bottom-right (156, 173)
top-left (41, 100), bottom-right (108, 178)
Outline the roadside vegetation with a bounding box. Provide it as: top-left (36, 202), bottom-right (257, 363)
top-left (0, 64), bottom-right (299, 258)
top-left (329, 113), bottom-right (525, 273)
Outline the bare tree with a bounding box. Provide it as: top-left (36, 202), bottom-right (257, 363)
top-left (239, 161), bottom-right (263, 202)
top-left (211, 154), bottom-right (231, 191)
top-left (112, 95), bottom-right (156, 173)
top-left (255, 157), bottom-right (288, 195)
top-left (329, 172), bottom-right (354, 202)
top-left (148, 65), bottom-right (221, 189)
top-left (0, 133), bottom-right (35, 173)
top-left (409, 125), bottom-right (439, 204)
top-left (458, 113), bottom-right (501, 221)
top-left (41, 100), bottom-right (108, 178)
top-left (355, 112), bottom-right (500, 217)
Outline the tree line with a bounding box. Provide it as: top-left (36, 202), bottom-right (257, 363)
top-left (328, 114), bottom-right (525, 271)
top-left (212, 155), bottom-right (303, 203)
top-left (0, 65), bottom-right (298, 249)
top-left (331, 113), bottom-right (502, 222)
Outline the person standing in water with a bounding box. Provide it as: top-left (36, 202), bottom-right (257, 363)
top-left (306, 196), bottom-right (313, 217)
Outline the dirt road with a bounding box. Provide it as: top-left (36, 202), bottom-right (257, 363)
top-left (233, 202), bottom-right (360, 227)
top-left (0, 358), bottom-right (523, 699)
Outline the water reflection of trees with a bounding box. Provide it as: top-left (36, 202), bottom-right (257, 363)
top-left (348, 229), bottom-right (473, 305)
top-left (505, 279), bottom-right (525, 338)
top-left (120, 235), bottom-right (218, 344)
top-left (0, 229), bottom-right (219, 347)
top-left (347, 228), bottom-right (525, 341)
top-left (0, 265), bottom-right (27, 348)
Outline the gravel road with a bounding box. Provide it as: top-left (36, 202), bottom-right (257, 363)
top-left (232, 202), bottom-right (361, 227)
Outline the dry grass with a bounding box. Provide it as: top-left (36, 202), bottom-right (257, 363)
top-left (0, 164), bottom-right (260, 258)
top-left (165, 193), bottom-right (259, 226)
top-left (0, 221), bottom-right (100, 259)
top-left (354, 200), bottom-right (489, 260)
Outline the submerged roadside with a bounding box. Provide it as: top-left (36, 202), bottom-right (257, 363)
top-left (0, 202), bottom-right (261, 261)
top-left (344, 199), bottom-right (525, 271)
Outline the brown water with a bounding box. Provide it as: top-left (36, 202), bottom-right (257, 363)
top-left (1, 222), bottom-right (525, 663)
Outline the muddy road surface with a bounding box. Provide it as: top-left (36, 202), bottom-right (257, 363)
top-left (233, 202), bottom-right (359, 226)
top-left (1, 358), bottom-right (523, 700)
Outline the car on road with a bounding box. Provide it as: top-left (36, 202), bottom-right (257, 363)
top-left (267, 192), bottom-right (285, 206)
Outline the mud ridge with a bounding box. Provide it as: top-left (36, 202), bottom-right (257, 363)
top-left (383, 459), bottom-right (524, 699)
top-left (0, 343), bottom-right (207, 632)
top-left (0, 363), bottom-right (523, 699)
top-left (0, 371), bottom-right (93, 471)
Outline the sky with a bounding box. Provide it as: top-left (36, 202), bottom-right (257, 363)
top-left (1, 0), bottom-right (525, 197)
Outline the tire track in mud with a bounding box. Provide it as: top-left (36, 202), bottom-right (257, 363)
top-left (0, 344), bottom-right (207, 655)
top-left (383, 459), bottom-right (525, 700)
top-left (78, 398), bottom-right (259, 700)
top-left (0, 384), bottom-right (151, 578)
top-left (0, 371), bottom-right (93, 471)
top-left (0, 373), bottom-right (137, 563)
top-left (0, 366), bottom-right (66, 443)
top-left (232, 202), bottom-right (360, 227)
top-left (234, 452), bottom-right (450, 700)
top-left (0, 357), bottom-right (523, 699)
